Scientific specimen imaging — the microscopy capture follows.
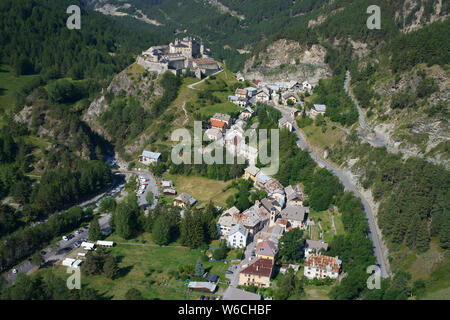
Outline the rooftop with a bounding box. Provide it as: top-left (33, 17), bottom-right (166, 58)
top-left (281, 205), bottom-right (309, 222)
top-left (240, 258), bottom-right (274, 278)
top-left (304, 254), bottom-right (341, 273)
top-left (141, 150), bottom-right (161, 160)
top-left (313, 104), bottom-right (327, 112)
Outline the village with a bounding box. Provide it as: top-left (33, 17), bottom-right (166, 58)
top-left (134, 68), bottom-right (341, 300)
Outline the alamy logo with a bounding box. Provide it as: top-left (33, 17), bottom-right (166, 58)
top-left (66, 5), bottom-right (81, 30)
top-left (66, 267), bottom-right (81, 290)
top-left (170, 121), bottom-right (280, 175)
top-left (366, 5), bottom-right (381, 30)
top-left (366, 265), bottom-right (381, 290)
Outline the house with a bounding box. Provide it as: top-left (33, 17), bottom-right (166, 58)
top-left (205, 128), bottom-right (223, 141)
top-left (235, 89), bottom-right (248, 99)
top-left (284, 106), bottom-right (302, 119)
top-left (173, 192), bottom-right (197, 208)
top-left (227, 224), bottom-right (248, 248)
top-left (217, 206), bottom-right (240, 237)
top-left (188, 281), bottom-right (217, 293)
top-left (282, 92), bottom-right (298, 105)
top-left (139, 150), bottom-right (161, 165)
top-left (302, 81), bottom-right (313, 91)
top-left (310, 104), bottom-right (326, 119)
top-left (258, 223), bottom-right (285, 244)
top-left (252, 80), bottom-right (262, 88)
top-left (280, 205), bottom-right (309, 229)
top-left (285, 185), bottom-right (303, 206)
top-left (244, 165), bottom-right (260, 182)
top-left (238, 258), bottom-right (274, 288)
top-left (264, 179), bottom-right (285, 198)
top-left (245, 87), bottom-right (258, 97)
top-left (229, 95), bottom-right (247, 107)
top-left (305, 240), bottom-right (329, 258)
top-left (161, 180), bottom-right (174, 188)
top-left (210, 113), bottom-right (232, 131)
top-left (255, 171), bottom-right (271, 189)
top-left (96, 240), bottom-right (114, 247)
top-left (278, 118), bottom-right (293, 132)
top-left (163, 188), bottom-right (177, 196)
top-left (304, 254), bottom-right (341, 280)
top-left (239, 107), bottom-right (254, 120)
top-left (223, 287), bottom-right (261, 300)
top-left (236, 72), bottom-right (245, 81)
top-left (255, 240), bottom-right (278, 261)
top-left (255, 90), bottom-right (270, 103)
top-left (81, 242), bottom-right (95, 251)
top-left (62, 258), bottom-right (76, 267)
top-left (208, 274), bottom-right (219, 283)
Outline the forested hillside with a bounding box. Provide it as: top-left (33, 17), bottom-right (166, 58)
top-left (0, 0), bottom-right (172, 272)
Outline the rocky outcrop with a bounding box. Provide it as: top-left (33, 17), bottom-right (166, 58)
top-left (241, 39), bottom-right (330, 84)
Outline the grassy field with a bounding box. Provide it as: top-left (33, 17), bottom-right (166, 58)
top-left (40, 240), bottom-right (233, 300)
top-left (307, 209), bottom-right (345, 243)
top-left (162, 173), bottom-right (237, 207)
top-left (301, 124), bottom-right (346, 151)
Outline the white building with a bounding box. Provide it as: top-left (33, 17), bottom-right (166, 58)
top-left (227, 224), bottom-right (249, 248)
top-left (278, 118), bottom-right (293, 132)
top-left (304, 254), bottom-right (341, 280)
top-left (310, 104), bottom-right (326, 119)
top-left (139, 150), bottom-right (161, 165)
top-left (302, 81), bottom-right (313, 91)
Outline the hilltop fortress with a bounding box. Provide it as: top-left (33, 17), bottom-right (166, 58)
top-left (137, 37), bottom-right (221, 79)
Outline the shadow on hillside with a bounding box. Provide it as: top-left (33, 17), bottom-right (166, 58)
top-left (118, 265), bottom-right (134, 278)
top-left (0, 88), bottom-right (5, 96)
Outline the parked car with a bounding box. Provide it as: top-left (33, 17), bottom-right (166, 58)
top-left (40, 251), bottom-right (46, 255)
top-left (62, 236), bottom-right (69, 241)
top-left (200, 295), bottom-right (205, 300)
top-left (12, 269), bottom-right (18, 274)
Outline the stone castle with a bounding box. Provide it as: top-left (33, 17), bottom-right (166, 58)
top-left (137, 37), bottom-right (220, 79)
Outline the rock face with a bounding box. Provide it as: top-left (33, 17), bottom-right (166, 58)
top-left (83, 65), bottom-right (162, 124)
top-left (241, 39), bottom-right (330, 84)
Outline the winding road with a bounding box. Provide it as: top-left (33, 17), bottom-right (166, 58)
top-left (273, 104), bottom-right (391, 278)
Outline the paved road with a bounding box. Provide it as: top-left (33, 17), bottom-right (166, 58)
top-left (187, 69), bottom-right (224, 90)
top-left (273, 104), bottom-right (391, 278)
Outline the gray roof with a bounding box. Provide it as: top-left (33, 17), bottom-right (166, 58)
top-left (141, 150), bottom-right (161, 160)
top-left (281, 205), bottom-right (309, 222)
top-left (256, 171), bottom-right (271, 185)
top-left (229, 224), bottom-right (249, 237)
top-left (223, 287), bottom-right (261, 300)
top-left (306, 239), bottom-right (329, 251)
top-left (174, 192), bottom-right (196, 206)
top-left (245, 165), bottom-right (260, 177)
top-left (212, 113), bottom-right (231, 123)
top-left (313, 104), bottom-right (327, 112)
top-left (188, 281), bottom-right (216, 292)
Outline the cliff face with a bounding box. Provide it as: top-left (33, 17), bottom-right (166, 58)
top-left (241, 40), bottom-right (330, 84)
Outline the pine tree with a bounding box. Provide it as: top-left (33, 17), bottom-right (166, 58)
top-left (89, 218), bottom-right (102, 242)
top-left (194, 258), bottom-right (204, 277)
top-left (405, 214), bottom-right (419, 249)
top-left (416, 218), bottom-right (430, 253)
top-left (103, 255), bottom-right (119, 279)
top-left (152, 215), bottom-right (170, 246)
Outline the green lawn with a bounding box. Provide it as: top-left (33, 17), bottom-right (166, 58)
top-left (198, 101), bottom-right (242, 117)
top-left (162, 173), bottom-right (237, 207)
